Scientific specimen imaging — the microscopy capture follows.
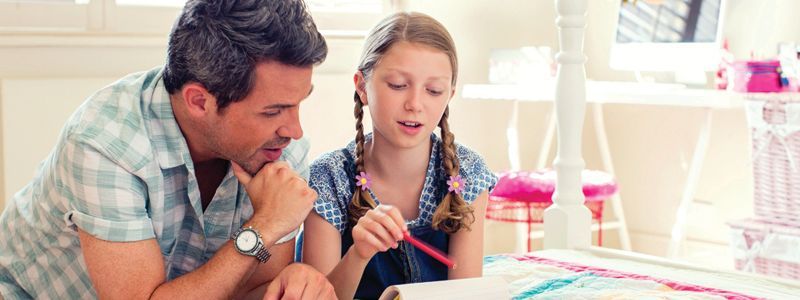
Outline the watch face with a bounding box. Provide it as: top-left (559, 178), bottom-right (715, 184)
top-left (235, 229), bottom-right (258, 252)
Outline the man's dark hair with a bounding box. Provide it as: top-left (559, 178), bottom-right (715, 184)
top-left (163, 0), bottom-right (328, 109)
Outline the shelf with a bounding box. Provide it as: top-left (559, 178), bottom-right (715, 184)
top-left (462, 80), bottom-right (749, 109)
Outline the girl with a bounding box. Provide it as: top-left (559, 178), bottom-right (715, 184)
top-left (302, 12), bottom-right (497, 300)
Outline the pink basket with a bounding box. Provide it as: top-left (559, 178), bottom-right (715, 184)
top-left (728, 218), bottom-right (800, 280)
top-left (746, 95), bottom-right (800, 226)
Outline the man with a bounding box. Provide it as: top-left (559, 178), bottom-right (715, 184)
top-left (0, 0), bottom-right (334, 299)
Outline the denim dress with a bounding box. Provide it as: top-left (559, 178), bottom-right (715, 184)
top-left (305, 133), bottom-right (497, 299)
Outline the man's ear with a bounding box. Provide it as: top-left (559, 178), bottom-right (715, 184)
top-left (353, 71), bottom-right (368, 105)
top-left (181, 83), bottom-right (215, 117)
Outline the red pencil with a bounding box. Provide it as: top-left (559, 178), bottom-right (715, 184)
top-left (402, 231), bottom-right (457, 269)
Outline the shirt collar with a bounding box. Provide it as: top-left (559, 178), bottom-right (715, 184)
top-left (143, 67), bottom-right (193, 170)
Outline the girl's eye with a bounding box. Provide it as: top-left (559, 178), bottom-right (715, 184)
top-left (388, 83), bottom-right (407, 90)
top-left (427, 89), bottom-right (443, 96)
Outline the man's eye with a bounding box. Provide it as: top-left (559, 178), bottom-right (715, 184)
top-left (263, 110), bottom-right (280, 117)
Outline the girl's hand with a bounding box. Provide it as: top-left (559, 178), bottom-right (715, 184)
top-left (350, 204), bottom-right (408, 260)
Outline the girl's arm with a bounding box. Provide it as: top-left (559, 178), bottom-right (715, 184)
top-left (447, 191), bottom-right (488, 279)
top-left (303, 205), bottom-right (406, 300)
top-left (303, 212), bottom-right (367, 300)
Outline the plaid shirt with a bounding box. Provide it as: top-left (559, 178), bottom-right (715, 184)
top-left (0, 67), bottom-right (308, 299)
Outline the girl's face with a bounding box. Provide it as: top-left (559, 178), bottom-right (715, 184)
top-left (356, 41), bottom-right (454, 151)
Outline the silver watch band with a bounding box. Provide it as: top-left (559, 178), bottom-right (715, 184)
top-left (254, 246), bottom-right (271, 264)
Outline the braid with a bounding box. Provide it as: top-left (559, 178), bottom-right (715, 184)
top-left (348, 91), bottom-right (377, 226)
top-left (432, 107), bottom-right (475, 233)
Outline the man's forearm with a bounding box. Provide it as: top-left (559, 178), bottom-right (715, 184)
top-left (239, 282), bottom-right (269, 300)
top-left (147, 242), bottom-right (259, 299)
top-left (148, 220), bottom-right (282, 299)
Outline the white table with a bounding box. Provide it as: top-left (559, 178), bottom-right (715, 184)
top-left (462, 80), bottom-right (746, 256)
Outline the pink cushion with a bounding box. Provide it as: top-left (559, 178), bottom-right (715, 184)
top-left (490, 169), bottom-right (618, 203)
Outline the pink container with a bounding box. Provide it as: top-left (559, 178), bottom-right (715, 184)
top-left (728, 60), bottom-right (787, 93)
top-left (728, 218), bottom-right (800, 281)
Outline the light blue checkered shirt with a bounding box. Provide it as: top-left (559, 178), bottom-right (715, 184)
top-left (0, 67), bottom-right (308, 299)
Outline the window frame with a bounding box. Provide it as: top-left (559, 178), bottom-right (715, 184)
top-left (0, 0), bottom-right (398, 37)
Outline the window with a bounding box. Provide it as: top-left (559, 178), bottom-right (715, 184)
top-left (0, 0), bottom-right (95, 30)
top-left (307, 0), bottom-right (383, 13)
top-left (0, 0), bottom-right (391, 36)
top-left (114, 0), bottom-right (184, 7)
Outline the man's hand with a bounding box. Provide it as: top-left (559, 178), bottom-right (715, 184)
top-left (232, 161), bottom-right (317, 242)
top-left (263, 263), bottom-right (336, 300)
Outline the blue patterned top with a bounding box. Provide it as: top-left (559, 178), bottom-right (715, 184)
top-left (306, 133), bottom-right (497, 298)
top-left (309, 133), bottom-right (498, 232)
top-left (306, 133), bottom-right (498, 298)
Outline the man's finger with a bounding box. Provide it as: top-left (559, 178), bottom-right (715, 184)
top-left (300, 276), bottom-right (322, 300)
top-left (262, 278), bottom-right (282, 300)
top-left (265, 160), bottom-right (290, 174)
top-left (231, 162), bottom-right (252, 185)
top-left (322, 283), bottom-right (336, 300)
top-left (280, 276), bottom-right (306, 300)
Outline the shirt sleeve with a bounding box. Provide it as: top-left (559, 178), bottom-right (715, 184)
top-left (308, 153), bottom-right (350, 234)
top-left (58, 138), bottom-right (155, 242)
top-left (275, 227), bottom-right (299, 244)
top-left (458, 146), bottom-right (499, 205)
top-left (284, 137), bottom-right (311, 180)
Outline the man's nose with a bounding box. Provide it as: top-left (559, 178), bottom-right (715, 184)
top-left (277, 110), bottom-right (303, 140)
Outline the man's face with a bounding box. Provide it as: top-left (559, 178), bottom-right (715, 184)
top-left (206, 60), bottom-right (313, 175)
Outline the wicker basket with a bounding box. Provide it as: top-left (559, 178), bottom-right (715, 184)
top-left (746, 94), bottom-right (800, 226)
top-left (728, 218), bottom-right (800, 280)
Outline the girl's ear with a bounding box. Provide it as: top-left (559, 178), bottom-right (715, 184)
top-left (354, 71), bottom-right (368, 105)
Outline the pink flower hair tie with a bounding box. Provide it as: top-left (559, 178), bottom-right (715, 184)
top-left (447, 175), bottom-right (466, 194)
top-left (355, 171), bottom-right (372, 191)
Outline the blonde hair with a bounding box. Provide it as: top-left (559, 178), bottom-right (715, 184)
top-left (349, 12), bottom-right (473, 234)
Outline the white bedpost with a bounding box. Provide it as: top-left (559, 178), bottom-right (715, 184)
top-left (543, 0), bottom-right (592, 250)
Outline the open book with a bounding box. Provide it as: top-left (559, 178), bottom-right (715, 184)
top-left (378, 276), bottom-right (509, 300)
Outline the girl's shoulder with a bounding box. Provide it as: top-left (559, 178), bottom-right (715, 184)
top-left (310, 138), bottom-right (359, 174)
top-left (437, 136), bottom-right (492, 177)
top-left (452, 141), bottom-right (488, 169)
top-left (432, 135), bottom-right (498, 202)
top-left (308, 146), bottom-right (357, 234)
top-left (309, 146), bottom-right (356, 188)
top-left (310, 149), bottom-right (348, 172)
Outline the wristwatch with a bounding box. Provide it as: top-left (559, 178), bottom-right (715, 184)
top-left (231, 226), bottom-right (271, 263)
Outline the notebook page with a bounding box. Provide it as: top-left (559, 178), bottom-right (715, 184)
top-left (378, 276), bottom-right (509, 300)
